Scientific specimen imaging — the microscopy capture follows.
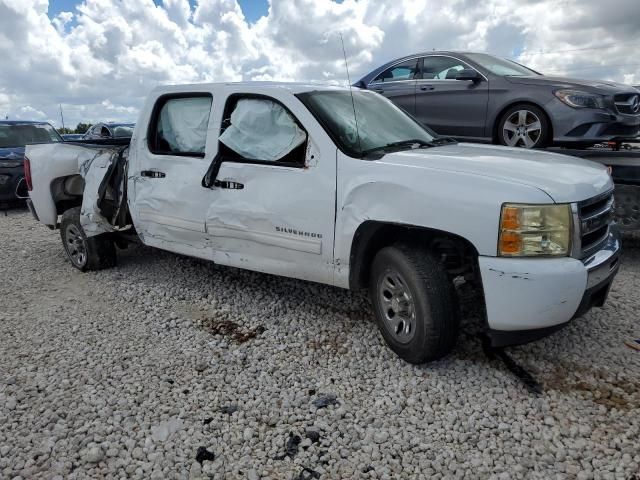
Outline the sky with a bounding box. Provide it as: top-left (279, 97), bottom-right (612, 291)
top-left (1, 0), bottom-right (639, 128)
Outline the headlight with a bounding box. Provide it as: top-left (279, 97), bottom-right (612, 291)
top-left (554, 89), bottom-right (605, 109)
top-left (0, 160), bottom-right (22, 168)
top-left (499, 204), bottom-right (572, 257)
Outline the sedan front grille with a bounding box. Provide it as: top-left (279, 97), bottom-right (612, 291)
top-left (614, 93), bottom-right (640, 115)
top-left (578, 191), bottom-right (614, 259)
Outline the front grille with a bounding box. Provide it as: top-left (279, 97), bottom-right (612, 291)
top-left (614, 93), bottom-right (640, 115)
top-left (578, 191), bottom-right (614, 259)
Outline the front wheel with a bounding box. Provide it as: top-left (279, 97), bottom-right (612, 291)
top-left (60, 207), bottom-right (117, 271)
top-left (369, 244), bottom-right (459, 364)
top-left (498, 104), bottom-right (550, 149)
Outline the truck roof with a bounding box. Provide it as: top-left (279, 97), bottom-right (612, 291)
top-left (152, 82), bottom-right (354, 95)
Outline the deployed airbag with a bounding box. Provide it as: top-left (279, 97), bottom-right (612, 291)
top-left (159, 97), bottom-right (212, 153)
top-left (219, 99), bottom-right (307, 161)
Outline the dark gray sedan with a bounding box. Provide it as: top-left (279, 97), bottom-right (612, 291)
top-left (357, 52), bottom-right (640, 148)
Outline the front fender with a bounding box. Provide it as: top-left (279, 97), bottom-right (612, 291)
top-left (333, 154), bottom-right (552, 287)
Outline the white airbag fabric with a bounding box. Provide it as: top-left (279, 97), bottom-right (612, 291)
top-left (159, 97), bottom-right (212, 153)
top-left (219, 99), bottom-right (307, 161)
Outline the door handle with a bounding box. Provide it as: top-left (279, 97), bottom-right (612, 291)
top-left (141, 170), bottom-right (166, 178)
top-left (419, 85), bottom-right (434, 91)
top-left (214, 180), bottom-right (244, 190)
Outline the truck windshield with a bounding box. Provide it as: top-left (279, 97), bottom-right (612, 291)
top-left (0, 123), bottom-right (63, 148)
top-left (297, 90), bottom-right (436, 158)
top-left (465, 53), bottom-right (540, 77)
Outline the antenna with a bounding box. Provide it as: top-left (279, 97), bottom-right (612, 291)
top-left (339, 33), bottom-right (362, 156)
top-left (59, 104), bottom-right (66, 132)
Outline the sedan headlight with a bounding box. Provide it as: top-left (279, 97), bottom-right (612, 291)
top-left (0, 160), bottom-right (22, 168)
top-left (499, 204), bottom-right (572, 257)
top-left (555, 89), bottom-right (605, 109)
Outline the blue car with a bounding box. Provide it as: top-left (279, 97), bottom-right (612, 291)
top-left (61, 133), bottom-right (85, 141)
top-left (0, 121), bottom-right (63, 202)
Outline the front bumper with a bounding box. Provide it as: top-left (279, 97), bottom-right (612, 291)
top-left (0, 166), bottom-right (27, 202)
top-left (480, 229), bottom-right (620, 347)
top-left (547, 99), bottom-right (640, 144)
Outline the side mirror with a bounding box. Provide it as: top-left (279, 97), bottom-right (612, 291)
top-left (353, 80), bottom-right (367, 89)
top-left (455, 69), bottom-right (481, 82)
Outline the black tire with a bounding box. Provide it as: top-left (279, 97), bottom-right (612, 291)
top-left (369, 244), bottom-right (459, 364)
top-left (60, 207), bottom-right (117, 271)
top-left (497, 104), bottom-right (550, 149)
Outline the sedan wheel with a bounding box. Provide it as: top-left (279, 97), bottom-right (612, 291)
top-left (502, 109), bottom-right (542, 148)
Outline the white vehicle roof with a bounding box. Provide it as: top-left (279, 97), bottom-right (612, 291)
top-left (151, 82), bottom-right (355, 96)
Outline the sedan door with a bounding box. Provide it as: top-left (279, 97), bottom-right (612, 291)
top-left (415, 55), bottom-right (489, 140)
top-left (367, 58), bottom-right (420, 114)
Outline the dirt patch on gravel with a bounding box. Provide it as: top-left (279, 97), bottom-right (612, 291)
top-left (539, 360), bottom-right (639, 411)
top-left (202, 318), bottom-right (266, 343)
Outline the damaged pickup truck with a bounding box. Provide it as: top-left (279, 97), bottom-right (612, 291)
top-left (25, 83), bottom-right (620, 363)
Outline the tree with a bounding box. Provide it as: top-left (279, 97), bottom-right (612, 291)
top-left (74, 123), bottom-right (92, 134)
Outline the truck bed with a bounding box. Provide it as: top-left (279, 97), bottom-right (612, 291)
top-left (26, 139), bottom-right (130, 230)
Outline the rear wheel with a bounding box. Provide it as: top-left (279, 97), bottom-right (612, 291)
top-left (60, 207), bottom-right (117, 271)
top-left (498, 104), bottom-right (550, 149)
top-left (369, 244), bottom-right (459, 363)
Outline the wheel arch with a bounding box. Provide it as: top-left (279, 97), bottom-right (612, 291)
top-left (51, 174), bottom-right (85, 218)
top-left (491, 101), bottom-right (554, 145)
top-left (348, 220), bottom-right (481, 290)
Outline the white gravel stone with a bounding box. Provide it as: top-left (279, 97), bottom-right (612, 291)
top-left (81, 446), bottom-right (105, 464)
top-left (0, 209), bottom-right (639, 479)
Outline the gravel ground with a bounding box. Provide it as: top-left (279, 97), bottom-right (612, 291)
top-left (1, 207), bottom-right (639, 480)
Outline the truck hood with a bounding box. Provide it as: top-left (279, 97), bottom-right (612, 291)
top-left (379, 143), bottom-right (612, 203)
top-left (505, 75), bottom-right (636, 94)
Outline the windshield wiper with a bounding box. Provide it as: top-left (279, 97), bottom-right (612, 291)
top-left (360, 139), bottom-right (435, 157)
top-left (430, 136), bottom-right (458, 145)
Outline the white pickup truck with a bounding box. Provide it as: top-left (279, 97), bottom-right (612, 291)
top-left (25, 82), bottom-right (620, 363)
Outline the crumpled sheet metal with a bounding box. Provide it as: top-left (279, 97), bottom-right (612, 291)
top-left (78, 147), bottom-right (123, 237)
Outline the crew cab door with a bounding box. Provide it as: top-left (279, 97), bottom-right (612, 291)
top-left (128, 92), bottom-right (214, 255)
top-left (201, 92), bottom-right (336, 284)
top-left (414, 55), bottom-right (489, 139)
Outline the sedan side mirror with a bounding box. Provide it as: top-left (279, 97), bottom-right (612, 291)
top-left (455, 69), bottom-right (481, 82)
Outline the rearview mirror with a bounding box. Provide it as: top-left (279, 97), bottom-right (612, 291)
top-left (455, 69), bottom-right (481, 82)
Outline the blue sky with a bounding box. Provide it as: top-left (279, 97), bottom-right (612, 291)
top-left (48, 0), bottom-right (270, 23)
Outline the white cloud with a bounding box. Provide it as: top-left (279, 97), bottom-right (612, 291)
top-left (0, 0), bottom-right (638, 129)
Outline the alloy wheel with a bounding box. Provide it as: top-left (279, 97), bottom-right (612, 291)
top-left (502, 109), bottom-right (542, 148)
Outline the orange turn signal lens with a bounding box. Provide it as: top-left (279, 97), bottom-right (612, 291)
top-left (501, 206), bottom-right (520, 230)
top-left (499, 232), bottom-right (522, 255)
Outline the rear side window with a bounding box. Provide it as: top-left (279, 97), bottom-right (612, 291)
top-left (372, 58), bottom-right (420, 83)
top-left (148, 94), bottom-right (213, 157)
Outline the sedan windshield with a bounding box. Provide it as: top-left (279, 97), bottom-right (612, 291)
top-left (465, 53), bottom-right (540, 77)
top-left (298, 90), bottom-right (436, 158)
top-left (0, 123), bottom-right (62, 148)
